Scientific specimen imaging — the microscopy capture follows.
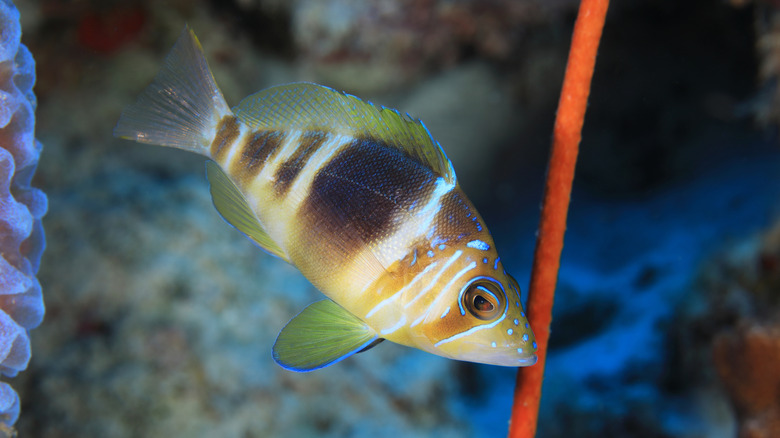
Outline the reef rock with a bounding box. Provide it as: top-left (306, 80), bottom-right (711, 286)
top-left (667, 213), bottom-right (780, 438)
top-left (290, 0), bottom-right (577, 92)
top-left (713, 323), bottom-right (780, 438)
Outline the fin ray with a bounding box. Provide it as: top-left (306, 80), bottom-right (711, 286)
top-left (273, 299), bottom-right (378, 372)
top-left (113, 26), bottom-right (231, 154)
top-left (232, 83), bottom-right (456, 183)
top-left (205, 161), bottom-right (287, 261)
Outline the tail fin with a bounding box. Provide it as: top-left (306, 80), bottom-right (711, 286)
top-left (113, 26), bottom-right (231, 155)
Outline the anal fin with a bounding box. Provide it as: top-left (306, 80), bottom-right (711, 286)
top-left (205, 161), bottom-right (287, 261)
top-left (273, 299), bottom-right (379, 372)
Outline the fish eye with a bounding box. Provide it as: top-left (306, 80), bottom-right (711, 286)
top-left (462, 280), bottom-right (503, 320)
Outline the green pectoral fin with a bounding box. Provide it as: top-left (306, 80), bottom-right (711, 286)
top-left (273, 299), bottom-right (379, 372)
top-left (205, 161), bottom-right (288, 261)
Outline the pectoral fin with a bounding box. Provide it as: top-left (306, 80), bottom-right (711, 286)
top-left (273, 299), bottom-right (378, 372)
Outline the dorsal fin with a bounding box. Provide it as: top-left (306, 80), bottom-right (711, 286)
top-left (232, 83), bottom-right (456, 184)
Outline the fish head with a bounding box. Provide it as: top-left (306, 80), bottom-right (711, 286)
top-left (408, 253), bottom-right (538, 367)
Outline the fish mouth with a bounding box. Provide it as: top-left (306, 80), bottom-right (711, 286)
top-left (453, 341), bottom-right (539, 367)
top-left (516, 354), bottom-right (538, 366)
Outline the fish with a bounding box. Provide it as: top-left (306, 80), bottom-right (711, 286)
top-left (113, 26), bottom-right (537, 372)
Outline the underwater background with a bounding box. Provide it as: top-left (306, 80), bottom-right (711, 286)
top-left (7, 0), bottom-right (780, 436)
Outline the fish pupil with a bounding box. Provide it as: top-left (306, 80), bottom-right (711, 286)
top-left (474, 294), bottom-right (494, 312)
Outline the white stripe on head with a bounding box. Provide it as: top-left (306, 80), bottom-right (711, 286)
top-left (408, 256), bottom-right (472, 329)
top-left (415, 260), bottom-right (477, 325)
top-left (433, 293), bottom-right (510, 348)
top-left (404, 250), bottom-right (462, 309)
top-left (365, 260), bottom-right (440, 318)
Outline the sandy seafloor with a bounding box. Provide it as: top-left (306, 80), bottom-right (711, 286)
top-left (7, 0), bottom-right (780, 437)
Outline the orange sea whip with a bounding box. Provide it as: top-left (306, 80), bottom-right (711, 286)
top-left (507, 0), bottom-right (609, 436)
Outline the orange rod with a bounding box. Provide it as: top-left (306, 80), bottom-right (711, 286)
top-left (507, 0), bottom-right (609, 437)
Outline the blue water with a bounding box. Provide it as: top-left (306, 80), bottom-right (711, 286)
top-left (463, 148), bottom-right (779, 437)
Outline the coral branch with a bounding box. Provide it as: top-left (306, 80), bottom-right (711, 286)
top-left (0, 0), bottom-right (47, 428)
top-left (507, 0), bottom-right (609, 436)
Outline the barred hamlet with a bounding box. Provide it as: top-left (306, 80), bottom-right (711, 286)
top-left (114, 26), bottom-right (537, 372)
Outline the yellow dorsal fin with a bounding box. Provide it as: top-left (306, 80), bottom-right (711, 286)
top-left (231, 83), bottom-right (456, 184)
top-left (205, 161), bottom-right (288, 261)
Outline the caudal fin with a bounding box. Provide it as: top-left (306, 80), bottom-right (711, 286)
top-left (113, 26), bottom-right (231, 155)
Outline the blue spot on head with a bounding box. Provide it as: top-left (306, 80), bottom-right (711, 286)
top-left (522, 333), bottom-right (529, 342)
top-left (427, 250), bottom-right (435, 258)
top-left (513, 319), bottom-right (519, 326)
top-left (521, 311), bottom-right (526, 317)
top-left (516, 302), bottom-right (520, 307)
top-left (525, 322), bottom-right (529, 329)
top-left (532, 341), bottom-right (538, 349)
top-left (466, 239), bottom-right (490, 251)
top-left (438, 244), bottom-right (446, 250)
top-left (491, 342), bottom-right (497, 348)
top-left (482, 258), bottom-right (488, 264)
top-left (493, 257), bottom-right (500, 270)
top-left (517, 348), bottom-right (523, 354)
top-left (507, 329), bottom-right (513, 335)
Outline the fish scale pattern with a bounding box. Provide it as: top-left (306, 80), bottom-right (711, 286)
top-left (0, 0), bottom-right (48, 427)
